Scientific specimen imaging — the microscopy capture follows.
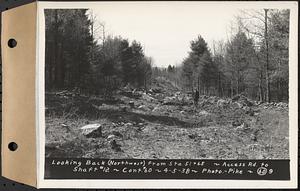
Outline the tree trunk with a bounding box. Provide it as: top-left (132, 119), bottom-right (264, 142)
top-left (259, 72), bottom-right (264, 102)
top-left (230, 79), bottom-right (234, 97)
top-left (197, 76), bottom-right (200, 93)
top-left (53, 10), bottom-right (59, 89)
top-left (264, 9), bottom-right (271, 102)
top-left (144, 76), bottom-right (147, 91)
top-left (218, 72), bottom-right (221, 97)
top-left (237, 77), bottom-right (240, 95)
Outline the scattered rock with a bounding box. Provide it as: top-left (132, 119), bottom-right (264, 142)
top-left (125, 122), bottom-right (133, 126)
top-left (188, 134), bottom-right (198, 139)
top-left (232, 102), bottom-right (243, 109)
top-left (259, 101), bottom-right (288, 110)
top-left (138, 105), bottom-right (145, 109)
top-left (232, 94), bottom-right (254, 107)
top-left (129, 101), bottom-right (135, 108)
top-left (107, 134), bottom-right (116, 140)
top-left (248, 144), bottom-right (263, 151)
top-left (235, 123), bottom-right (244, 130)
top-left (61, 124), bottom-right (71, 132)
top-left (199, 110), bottom-right (210, 116)
top-left (276, 102), bottom-right (288, 107)
top-left (235, 122), bottom-right (249, 130)
top-left (149, 88), bottom-right (161, 93)
top-left (163, 96), bottom-right (177, 105)
top-left (152, 106), bottom-right (160, 112)
top-left (80, 124), bottom-right (102, 137)
top-left (142, 93), bottom-right (155, 102)
top-left (207, 96), bottom-right (219, 104)
top-left (232, 120), bottom-right (242, 127)
top-left (120, 91), bottom-right (141, 99)
top-left (232, 94), bottom-right (241, 102)
top-left (111, 131), bottom-right (123, 138)
top-left (257, 101), bottom-right (263, 105)
top-left (138, 105), bottom-right (151, 111)
top-left (217, 99), bottom-right (227, 107)
top-left (244, 106), bottom-right (254, 116)
top-left (47, 82), bottom-right (289, 159)
top-left (237, 153), bottom-right (249, 159)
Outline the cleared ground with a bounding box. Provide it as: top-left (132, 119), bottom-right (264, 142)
top-left (45, 78), bottom-right (289, 159)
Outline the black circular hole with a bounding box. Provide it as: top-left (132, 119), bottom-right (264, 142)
top-left (8, 39), bottom-right (17, 48)
top-left (6, 8), bottom-right (8, 10)
top-left (8, 142), bottom-right (18, 151)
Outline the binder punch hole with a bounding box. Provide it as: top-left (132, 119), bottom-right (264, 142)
top-left (8, 39), bottom-right (17, 48)
top-left (8, 142), bottom-right (18, 151)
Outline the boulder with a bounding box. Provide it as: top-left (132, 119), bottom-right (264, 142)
top-left (129, 101), bottom-right (135, 108)
top-left (80, 123), bottom-right (102, 138)
top-left (232, 102), bottom-right (243, 109)
top-left (138, 105), bottom-right (151, 111)
top-left (235, 122), bottom-right (249, 130)
top-left (111, 131), bottom-right (123, 138)
top-left (199, 110), bottom-right (210, 116)
top-left (107, 134), bottom-right (116, 140)
top-left (217, 99), bottom-right (227, 107)
top-left (232, 94), bottom-right (254, 107)
top-left (232, 120), bottom-right (242, 127)
top-left (142, 93), bottom-right (155, 102)
top-left (150, 88), bottom-right (162, 93)
top-left (188, 134), bottom-right (197, 139)
top-left (138, 105), bottom-right (145, 109)
top-left (125, 122), bottom-right (133, 126)
top-left (163, 96), bottom-right (177, 105)
top-left (152, 106), bottom-right (160, 112)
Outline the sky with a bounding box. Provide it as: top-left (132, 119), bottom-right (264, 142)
top-left (90, 2), bottom-right (242, 68)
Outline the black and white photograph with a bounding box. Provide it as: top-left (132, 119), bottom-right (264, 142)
top-left (39, 1), bottom-right (297, 186)
top-left (44, 5), bottom-right (290, 159)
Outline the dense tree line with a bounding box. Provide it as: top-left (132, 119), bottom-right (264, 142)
top-left (45, 9), bottom-right (289, 103)
top-left (179, 9), bottom-right (289, 102)
top-left (45, 9), bottom-right (152, 96)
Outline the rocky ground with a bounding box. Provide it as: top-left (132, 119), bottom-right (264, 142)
top-left (45, 77), bottom-right (289, 159)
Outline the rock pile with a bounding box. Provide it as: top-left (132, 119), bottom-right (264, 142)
top-left (260, 102), bottom-right (288, 109)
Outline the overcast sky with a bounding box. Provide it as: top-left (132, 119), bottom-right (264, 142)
top-left (90, 2), bottom-right (242, 68)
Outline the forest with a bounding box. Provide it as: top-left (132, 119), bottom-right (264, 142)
top-left (45, 9), bottom-right (152, 98)
top-left (45, 9), bottom-right (289, 102)
top-left (44, 9), bottom-right (290, 160)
